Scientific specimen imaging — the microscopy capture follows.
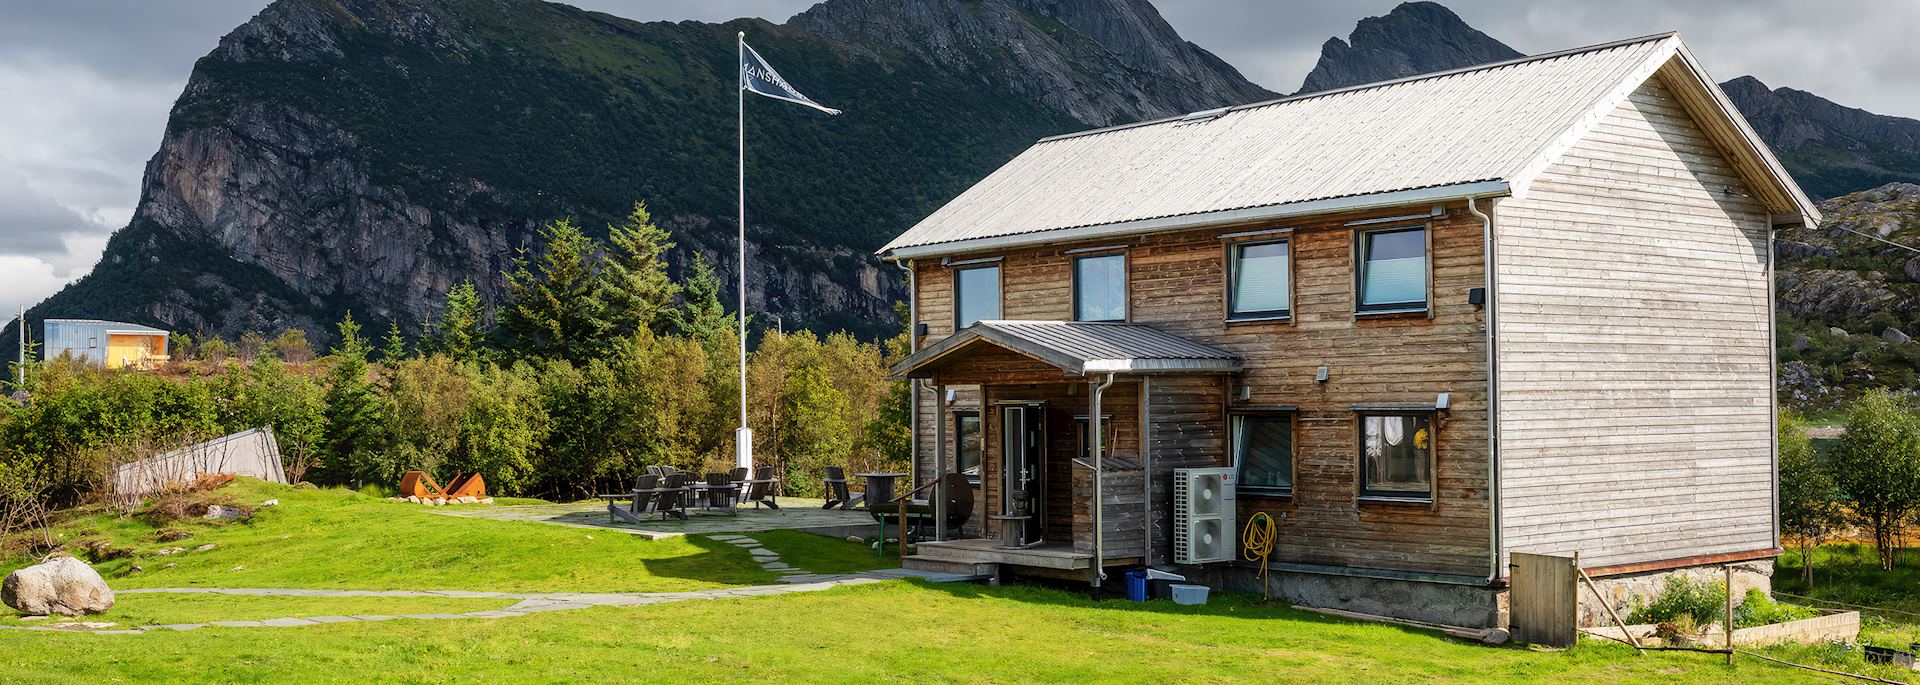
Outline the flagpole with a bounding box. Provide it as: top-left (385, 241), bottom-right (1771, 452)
top-left (735, 31), bottom-right (752, 472)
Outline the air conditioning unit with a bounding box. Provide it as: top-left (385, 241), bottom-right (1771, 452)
top-left (1172, 467), bottom-right (1237, 564)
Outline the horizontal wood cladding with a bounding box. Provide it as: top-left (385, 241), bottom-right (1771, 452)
top-left (1495, 76), bottom-right (1775, 570)
top-left (910, 198), bottom-right (1493, 577)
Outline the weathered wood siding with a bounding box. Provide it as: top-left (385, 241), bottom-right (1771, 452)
top-left (1495, 76), bottom-right (1776, 569)
top-left (911, 202), bottom-right (1493, 576)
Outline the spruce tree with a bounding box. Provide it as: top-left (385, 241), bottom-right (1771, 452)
top-left (674, 254), bottom-right (733, 342)
top-left (426, 280), bottom-right (485, 362)
top-left (321, 312), bottom-right (387, 485)
top-left (499, 219), bottom-right (608, 364)
top-left (382, 322), bottom-right (408, 362)
top-left (600, 202), bottom-right (680, 338)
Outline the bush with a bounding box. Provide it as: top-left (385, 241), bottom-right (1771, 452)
top-left (1731, 589), bottom-right (1819, 628)
top-left (1628, 576), bottom-right (1726, 626)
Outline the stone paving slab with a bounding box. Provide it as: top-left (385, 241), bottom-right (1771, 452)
top-left (426, 498), bottom-right (878, 538)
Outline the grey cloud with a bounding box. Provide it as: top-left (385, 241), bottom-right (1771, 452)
top-left (0, 173), bottom-right (106, 256)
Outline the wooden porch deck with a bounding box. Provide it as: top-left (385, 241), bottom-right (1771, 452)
top-left (911, 537), bottom-right (1142, 572)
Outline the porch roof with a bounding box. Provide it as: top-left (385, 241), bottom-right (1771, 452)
top-left (891, 320), bottom-right (1242, 379)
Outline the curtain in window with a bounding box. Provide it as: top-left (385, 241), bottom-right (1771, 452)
top-left (1232, 242), bottom-right (1290, 315)
top-left (1361, 229), bottom-right (1426, 307)
top-left (1362, 414), bottom-right (1431, 497)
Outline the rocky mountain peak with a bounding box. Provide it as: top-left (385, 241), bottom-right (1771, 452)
top-left (1296, 1), bottom-right (1519, 94)
top-left (790, 0), bottom-right (1271, 125)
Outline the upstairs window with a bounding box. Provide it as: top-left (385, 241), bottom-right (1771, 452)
top-left (954, 265), bottom-right (1001, 329)
top-left (1229, 240), bottom-right (1291, 320)
top-left (1073, 253), bottom-right (1127, 322)
top-left (1232, 412), bottom-right (1294, 495)
top-left (1358, 413), bottom-right (1434, 501)
top-left (1357, 227), bottom-right (1428, 312)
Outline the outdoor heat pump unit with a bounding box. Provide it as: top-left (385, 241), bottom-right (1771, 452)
top-left (1172, 467), bottom-right (1237, 564)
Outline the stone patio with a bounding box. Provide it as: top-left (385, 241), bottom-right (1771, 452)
top-left (427, 497), bottom-right (881, 539)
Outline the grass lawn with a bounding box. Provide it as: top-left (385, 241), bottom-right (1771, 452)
top-left (748, 529), bottom-right (900, 574)
top-left (0, 580), bottom-right (1842, 684)
top-left (3, 479), bottom-right (775, 592)
top-left (0, 593), bottom-right (514, 629)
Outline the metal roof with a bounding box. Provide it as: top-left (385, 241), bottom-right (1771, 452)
top-left (44, 318), bottom-right (170, 334)
top-left (879, 33), bottom-right (1813, 259)
top-left (891, 320), bottom-right (1242, 378)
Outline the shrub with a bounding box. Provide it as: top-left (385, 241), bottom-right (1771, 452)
top-left (1732, 588), bottom-right (1819, 628)
top-left (1830, 389), bottom-right (1920, 571)
top-left (1628, 576), bottom-right (1726, 627)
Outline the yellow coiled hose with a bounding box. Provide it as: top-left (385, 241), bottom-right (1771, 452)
top-left (1241, 511), bottom-right (1276, 600)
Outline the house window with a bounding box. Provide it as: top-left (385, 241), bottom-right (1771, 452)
top-left (1074, 416), bottom-right (1117, 458)
top-left (1231, 412), bottom-right (1293, 495)
top-left (954, 265), bottom-right (1001, 329)
top-left (956, 412), bottom-right (982, 482)
top-left (1358, 413), bottom-right (1434, 501)
top-left (1073, 253), bottom-right (1127, 322)
top-left (1357, 227), bottom-right (1428, 312)
top-left (1229, 240), bottom-right (1291, 320)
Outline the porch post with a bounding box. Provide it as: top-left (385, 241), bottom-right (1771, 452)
top-left (933, 383), bottom-right (947, 542)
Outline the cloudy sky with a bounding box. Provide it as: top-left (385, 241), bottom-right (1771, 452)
top-left (2, 0), bottom-right (1916, 319)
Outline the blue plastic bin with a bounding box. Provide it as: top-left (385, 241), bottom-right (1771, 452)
top-left (1124, 570), bottom-right (1150, 602)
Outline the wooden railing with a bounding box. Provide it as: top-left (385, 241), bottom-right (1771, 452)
top-left (885, 478), bottom-right (943, 562)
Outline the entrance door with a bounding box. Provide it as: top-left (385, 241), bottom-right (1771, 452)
top-left (999, 403), bottom-right (1047, 547)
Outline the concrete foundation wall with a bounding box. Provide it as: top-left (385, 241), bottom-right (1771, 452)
top-left (1194, 565), bottom-right (1505, 629)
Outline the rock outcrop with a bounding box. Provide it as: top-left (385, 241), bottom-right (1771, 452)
top-left (2, 557), bottom-right (115, 616)
top-left (1295, 2), bottom-right (1518, 95)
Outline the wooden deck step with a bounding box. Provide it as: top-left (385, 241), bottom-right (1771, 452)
top-left (901, 555), bottom-right (996, 577)
top-left (913, 539), bottom-right (1093, 570)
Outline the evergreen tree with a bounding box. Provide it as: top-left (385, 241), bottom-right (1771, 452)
top-left (499, 219), bottom-right (608, 363)
top-left (320, 312), bottom-right (387, 485)
top-left (425, 280), bottom-right (485, 362)
top-left (600, 202), bottom-right (680, 338)
top-left (674, 254), bottom-right (733, 342)
top-left (382, 322), bottom-right (408, 362)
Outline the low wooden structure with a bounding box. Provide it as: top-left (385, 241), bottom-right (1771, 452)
top-left (880, 33), bottom-right (1820, 626)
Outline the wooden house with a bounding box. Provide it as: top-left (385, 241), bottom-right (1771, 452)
top-left (877, 33), bottom-right (1820, 628)
top-left (42, 318), bottom-right (172, 370)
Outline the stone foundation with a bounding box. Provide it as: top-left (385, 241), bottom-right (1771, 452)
top-left (1577, 560), bottom-right (1773, 628)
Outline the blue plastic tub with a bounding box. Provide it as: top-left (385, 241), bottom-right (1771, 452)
top-left (1124, 570), bottom-right (1150, 602)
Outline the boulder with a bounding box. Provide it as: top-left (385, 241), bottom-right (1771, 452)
top-left (2, 557), bottom-right (115, 616)
top-left (260, 499), bottom-right (279, 507)
top-left (1885, 327), bottom-right (1912, 344)
top-left (203, 505), bottom-right (248, 520)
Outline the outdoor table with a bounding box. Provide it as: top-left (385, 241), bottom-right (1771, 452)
top-left (854, 472), bottom-right (908, 510)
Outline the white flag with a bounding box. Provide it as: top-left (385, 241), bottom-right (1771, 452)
top-left (741, 41), bottom-right (841, 115)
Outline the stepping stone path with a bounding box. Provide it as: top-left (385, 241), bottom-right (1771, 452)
top-left (1, 534), bottom-right (976, 634)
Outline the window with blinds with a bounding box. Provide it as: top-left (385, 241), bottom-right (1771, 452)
top-left (1357, 227), bottom-right (1428, 312)
top-left (1229, 240), bottom-right (1290, 319)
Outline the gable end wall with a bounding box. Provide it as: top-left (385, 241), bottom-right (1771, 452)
top-left (1495, 76), bottom-right (1777, 570)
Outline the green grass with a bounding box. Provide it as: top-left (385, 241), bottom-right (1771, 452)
top-left (0, 581), bottom-right (1835, 684)
top-left (1, 593), bottom-right (512, 629)
top-left (746, 529), bottom-right (899, 574)
top-left (5, 478), bottom-right (774, 592)
top-left (1777, 543), bottom-right (1920, 615)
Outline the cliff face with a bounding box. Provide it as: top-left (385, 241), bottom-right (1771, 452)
top-left (1294, 1), bottom-right (1518, 94)
top-left (1721, 76), bottom-right (1920, 201)
top-left (15, 0), bottom-right (1271, 350)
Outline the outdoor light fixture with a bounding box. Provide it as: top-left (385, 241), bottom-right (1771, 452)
top-left (945, 388), bottom-right (957, 405)
top-left (1436, 392), bottom-right (1451, 410)
top-left (1237, 385), bottom-right (1251, 401)
top-left (1468, 287), bottom-right (1485, 307)
top-left (1315, 365), bottom-right (1329, 383)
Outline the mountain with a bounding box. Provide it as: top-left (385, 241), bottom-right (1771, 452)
top-left (1296, 3), bottom-right (1920, 202)
top-left (1776, 183), bottom-right (1920, 407)
top-left (1720, 76), bottom-right (1920, 201)
top-left (1, 0), bottom-right (1272, 361)
top-left (1295, 2), bottom-right (1518, 95)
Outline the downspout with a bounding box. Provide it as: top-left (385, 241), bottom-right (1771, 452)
top-left (1766, 216), bottom-right (1781, 553)
top-left (1090, 372), bottom-right (1116, 588)
top-left (893, 259), bottom-right (921, 501)
top-left (1467, 196), bottom-right (1502, 585)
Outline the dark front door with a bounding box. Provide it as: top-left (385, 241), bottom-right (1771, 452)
top-left (999, 403), bottom-right (1047, 547)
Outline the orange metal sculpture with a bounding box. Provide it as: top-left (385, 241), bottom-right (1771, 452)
top-left (399, 471), bottom-right (487, 500)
